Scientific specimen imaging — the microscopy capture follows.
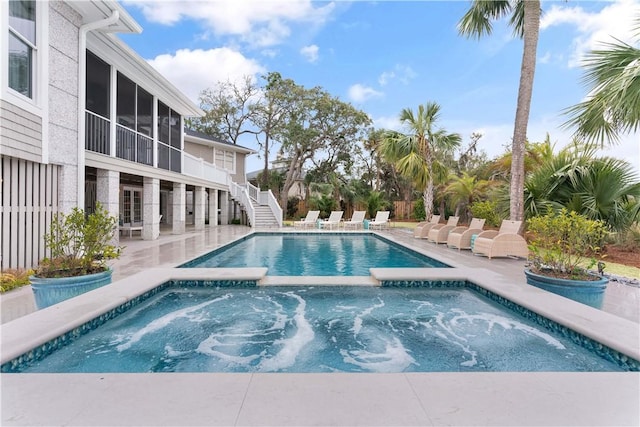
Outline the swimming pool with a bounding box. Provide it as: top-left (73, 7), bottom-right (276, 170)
top-left (180, 233), bottom-right (449, 275)
top-left (4, 282), bottom-right (637, 373)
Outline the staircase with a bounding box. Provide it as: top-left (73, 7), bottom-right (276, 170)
top-left (252, 204), bottom-right (280, 228)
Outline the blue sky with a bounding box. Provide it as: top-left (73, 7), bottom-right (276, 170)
top-left (118, 0), bottom-right (640, 175)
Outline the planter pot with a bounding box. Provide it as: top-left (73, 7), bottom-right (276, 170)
top-left (30, 268), bottom-right (113, 310)
top-left (524, 268), bottom-right (608, 309)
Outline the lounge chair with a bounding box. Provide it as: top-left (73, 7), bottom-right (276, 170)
top-left (417, 215), bottom-right (446, 239)
top-left (427, 216), bottom-right (460, 244)
top-left (343, 210), bottom-right (366, 229)
top-left (446, 217), bottom-right (486, 251)
top-left (413, 215), bottom-right (441, 238)
top-left (368, 211), bottom-right (390, 230)
top-left (318, 211), bottom-right (344, 230)
top-left (472, 219), bottom-right (528, 259)
top-left (294, 210), bottom-right (320, 229)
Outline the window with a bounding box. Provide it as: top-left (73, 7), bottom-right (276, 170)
top-left (214, 148), bottom-right (235, 172)
top-left (8, 0), bottom-right (36, 98)
top-left (86, 51), bottom-right (110, 118)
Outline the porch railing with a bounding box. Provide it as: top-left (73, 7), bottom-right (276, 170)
top-left (115, 124), bottom-right (153, 166)
top-left (157, 141), bottom-right (181, 173)
top-left (182, 152), bottom-right (228, 186)
top-left (85, 111), bottom-right (110, 155)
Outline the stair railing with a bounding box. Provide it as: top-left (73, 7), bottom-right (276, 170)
top-left (228, 177), bottom-right (255, 227)
top-left (265, 189), bottom-right (283, 227)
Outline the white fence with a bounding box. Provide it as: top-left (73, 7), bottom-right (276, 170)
top-left (1, 156), bottom-right (59, 270)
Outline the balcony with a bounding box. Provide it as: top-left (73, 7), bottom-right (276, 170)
top-left (116, 125), bottom-right (153, 166)
top-left (85, 111), bottom-right (110, 155)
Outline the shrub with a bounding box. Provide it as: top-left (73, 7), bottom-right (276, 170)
top-left (35, 203), bottom-right (122, 278)
top-left (470, 200), bottom-right (502, 227)
top-left (527, 209), bottom-right (608, 280)
top-left (413, 199), bottom-right (425, 221)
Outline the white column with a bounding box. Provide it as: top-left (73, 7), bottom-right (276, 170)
top-left (172, 182), bottom-right (186, 234)
top-left (143, 177), bottom-right (160, 240)
top-left (219, 191), bottom-right (229, 225)
top-left (209, 189), bottom-right (218, 227)
top-left (194, 186), bottom-right (205, 230)
top-left (96, 169), bottom-right (120, 243)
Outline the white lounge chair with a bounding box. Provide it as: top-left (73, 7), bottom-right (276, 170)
top-left (294, 210), bottom-right (320, 229)
top-left (413, 215), bottom-right (441, 238)
top-left (472, 220), bottom-right (528, 259)
top-left (369, 211), bottom-right (390, 230)
top-left (343, 210), bottom-right (366, 229)
top-left (318, 211), bottom-right (344, 230)
top-left (447, 218), bottom-right (486, 251)
top-left (427, 216), bottom-right (460, 244)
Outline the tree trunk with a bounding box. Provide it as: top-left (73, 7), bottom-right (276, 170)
top-left (261, 133), bottom-right (270, 188)
top-left (423, 176), bottom-right (434, 220)
top-left (509, 0), bottom-right (540, 222)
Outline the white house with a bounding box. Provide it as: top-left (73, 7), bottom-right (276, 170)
top-left (0, 0), bottom-right (281, 271)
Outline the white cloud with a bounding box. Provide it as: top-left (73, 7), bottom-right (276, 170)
top-left (377, 64), bottom-right (417, 86)
top-left (300, 44), bottom-right (319, 63)
top-left (372, 114), bottom-right (401, 131)
top-left (539, 51), bottom-right (552, 64)
top-left (378, 71), bottom-right (395, 86)
top-left (123, 0), bottom-right (335, 47)
top-left (540, 0), bottom-right (640, 67)
top-left (347, 84), bottom-right (383, 103)
top-left (147, 48), bottom-right (265, 104)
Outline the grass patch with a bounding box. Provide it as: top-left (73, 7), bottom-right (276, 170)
top-left (0, 269), bottom-right (33, 293)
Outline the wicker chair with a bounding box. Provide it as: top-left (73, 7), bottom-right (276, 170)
top-left (427, 216), bottom-right (460, 244)
top-left (472, 220), bottom-right (528, 259)
top-left (446, 218), bottom-right (486, 251)
top-left (414, 215), bottom-right (442, 238)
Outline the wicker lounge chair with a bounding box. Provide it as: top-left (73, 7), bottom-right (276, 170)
top-left (294, 210), bottom-right (320, 229)
top-left (369, 211), bottom-right (390, 230)
top-left (427, 216), bottom-right (460, 244)
top-left (343, 211), bottom-right (366, 229)
top-left (318, 211), bottom-right (344, 230)
top-left (472, 220), bottom-right (528, 259)
top-left (413, 215), bottom-right (441, 238)
top-left (446, 218), bottom-right (486, 251)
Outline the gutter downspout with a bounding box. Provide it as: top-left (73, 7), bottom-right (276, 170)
top-left (77, 11), bottom-right (119, 211)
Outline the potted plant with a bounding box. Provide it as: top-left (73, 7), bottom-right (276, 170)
top-left (30, 202), bottom-right (123, 309)
top-left (525, 208), bottom-right (609, 308)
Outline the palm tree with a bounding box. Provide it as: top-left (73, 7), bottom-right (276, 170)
top-left (445, 172), bottom-right (492, 221)
top-left (380, 102), bottom-right (461, 219)
top-left (563, 17), bottom-right (640, 144)
top-left (524, 143), bottom-right (640, 231)
top-left (459, 0), bottom-right (541, 222)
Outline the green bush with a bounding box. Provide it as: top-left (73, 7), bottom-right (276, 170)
top-left (470, 200), bottom-right (502, 227)
top-left (413, 199), bottom-right (425, 221)
top-left (527, 209), bottom-right (608, 280)
top-left (35, 203), bottom-right (122, 278)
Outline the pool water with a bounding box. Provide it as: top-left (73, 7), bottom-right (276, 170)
top-left (181, 233), bottom-right (448, 275)
top-left (16, 286), bottom-right (625, 373)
